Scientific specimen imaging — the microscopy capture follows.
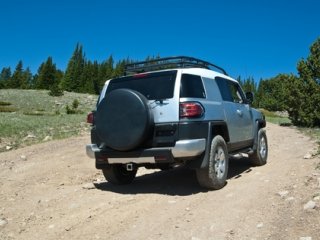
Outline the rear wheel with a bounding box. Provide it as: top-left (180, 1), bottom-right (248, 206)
top-left (102, 164), bottom-right (137, 185)
top-left (249, 129), bottom-right (268, 166)
top-left (196, 135), bottom-right (229, 190)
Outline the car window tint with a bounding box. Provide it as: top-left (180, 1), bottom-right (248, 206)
top-left (215, 77), bottom-right (245, 103)
top-left (228, 82), bottom-right (245, 103)
top-left (107, 71), bottom-right (177, 100)
top-left (215, 77), bottom-right (232, 101)
top-left (180, 74), bottom-right (206, 98)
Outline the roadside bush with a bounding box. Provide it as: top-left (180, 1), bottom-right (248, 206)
top-left (256, 74), bottom-right (290, 111)
top-left (72, 99), bottom-right (79, 109)
top-left (66, 99), bottom-right (82, 114)
top-left (0, 101), bottom-right (12, 106)
top-left (286, 38), bottom-right (320, 127)
top-left (66, 105), bottom-right (76, 114)
top-left (48, 84), bottom-right (64, 97)
top-left (0, 106), bottom-right (17, 112)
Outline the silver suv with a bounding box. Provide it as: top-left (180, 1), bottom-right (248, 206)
top-left (86, 56), bottom-right (268, 190)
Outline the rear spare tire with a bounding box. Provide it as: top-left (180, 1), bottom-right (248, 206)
top-left (96, 89), bottom-right (153, 151)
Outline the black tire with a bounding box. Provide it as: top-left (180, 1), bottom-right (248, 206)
top-left (95, 89), bottom-right (153, 151)
top-left (102, 164), bottom-right (137, 185)
top-left (196, 135), bottom-right (229, 190)
top-left (249, 129), bottom-right (268, 166)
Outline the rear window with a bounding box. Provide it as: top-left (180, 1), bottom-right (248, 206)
top-left (180, 74), bottom-right (206, 98)
top-left (107, 70), bottom-right (177, 100)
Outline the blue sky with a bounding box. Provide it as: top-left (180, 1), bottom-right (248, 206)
top-left (0, 0), bottom-right (319, 80)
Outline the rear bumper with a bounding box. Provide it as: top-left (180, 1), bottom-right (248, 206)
top-left (86, 138), bottom-right (206, 164)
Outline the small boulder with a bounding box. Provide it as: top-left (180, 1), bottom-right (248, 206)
top-left (256, 223), bottom-right (264, 228)
top-left (43, 136), bottom-right (52, 142)
top-left (286, 197), bottom-right (295, 202)
top-left (26, 134), bottom-right (36, 139)
top-left (303, 200), bottom-right (316, 210)
top-left (303, 153), bottom-right (312, 159)
top-left (23, 134), bottom-right (36, 141)
top-left (277, 190), bottom-right (289, 198)
top-left (0, 218), bottom-right (8, 227)
top-left (82, 183), bottom-right (95, 190)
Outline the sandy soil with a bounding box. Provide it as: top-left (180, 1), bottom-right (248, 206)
top-left (0, 123), bottom-right (319, 240)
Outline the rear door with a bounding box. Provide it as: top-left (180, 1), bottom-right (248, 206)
top-left (216, 77), bottom-right (254, 144)
top-left (105, 70), bottom-right (180, 124)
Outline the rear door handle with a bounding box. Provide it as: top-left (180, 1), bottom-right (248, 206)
top-left (236, 109), bottom-right (243, 117)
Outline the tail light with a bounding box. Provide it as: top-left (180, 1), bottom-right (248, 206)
top-left (179, 102), bottom-right (204, 118)
top-left (87, 112), bottom-right (94, 124)
top-left (133, 73), bottom-right (148, 78)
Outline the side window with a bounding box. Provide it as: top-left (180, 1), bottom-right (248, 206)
top-left (215, 77), bottom-right (245, 103)
top-left (228, 82), bottom-right (245, 103)
top-left (216, 77), bottom-right (232, 101)
top-left (180, 74), bottom-right (206, 98)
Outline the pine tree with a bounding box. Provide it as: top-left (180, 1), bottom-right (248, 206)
top-left (97, 55), bottom-right (114, 93)
top-left (112, 59), bottom-right (126, 78)
top-left (238, 76), bottom-right (258, 107)
top-left (36, 57), bottom-right (58, 89)
top-left (9, 61), bottom-right (24, 88)
top-left (91, 61), bottom-right (101, 94)
top-left (256, 75), bottom-right (290, 111)
top-left (286, 38), bottom-right (320, 126)
top-left (61, 43), bottom-right (85, 92)
top-left (79, 60), bottom-right (95, 93)
top-left (49, 69), bottom-right (64, 96)
top-left (21, 67), bottom-right (32, 89)
top-left (0, 67), bottom-right (12, 88)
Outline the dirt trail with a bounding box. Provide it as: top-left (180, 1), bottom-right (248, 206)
top-left (0, 123), bottom-right (319, 240)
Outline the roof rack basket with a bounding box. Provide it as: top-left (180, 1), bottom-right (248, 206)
top-left (125, 56), bottom-right (228, 76)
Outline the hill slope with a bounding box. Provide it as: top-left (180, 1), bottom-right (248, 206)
top-left (0, 89), bottom-right (97, 152)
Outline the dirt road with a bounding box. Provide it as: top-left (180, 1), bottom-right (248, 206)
top-left (0, 123), bottom-right (319, 240)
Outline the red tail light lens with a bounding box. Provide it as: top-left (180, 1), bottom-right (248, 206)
top-left (179, 102), bottom-right (204, 118)
top-left (87, 112), bottom-right (94, 124)
top-left (133, 73), bottom-right (148, 78)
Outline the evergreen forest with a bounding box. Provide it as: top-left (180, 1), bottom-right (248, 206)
top-left (1, 38), bottom-right (319, 127)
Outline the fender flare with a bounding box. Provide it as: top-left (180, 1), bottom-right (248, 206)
top-left (252, 119), bottom-right (266, 151)
top-left (186, 121), bottom-right (229, 169)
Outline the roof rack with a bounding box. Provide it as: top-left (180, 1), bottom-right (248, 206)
top-left (125, 56), bottom-right (228, 76)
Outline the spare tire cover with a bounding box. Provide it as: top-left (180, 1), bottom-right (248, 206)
top-left (96, 89), bottom-right (153, 151)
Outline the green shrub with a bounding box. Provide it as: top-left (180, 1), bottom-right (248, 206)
top-left (72, 99), bottom-right (79, 109)
top-left (0, 106), bottom-right (17, 112)
top-left (48, 84), bottom-right (64, 97)
top-left (65, 105), bottom-right (77, 114)
top-left (258, 109), bottom-right (278, 118)
top-left (23, 111), bottom-right (45, 116)
top-left (0, 101), bottom-right (12, 106)
top-left (66, 99), bottom-right (83, 114)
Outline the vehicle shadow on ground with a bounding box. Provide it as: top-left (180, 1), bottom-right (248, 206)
top-left (228, 157), bottom-right (253, 179)
top-left (94, 158), bottom-right (252, 196)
